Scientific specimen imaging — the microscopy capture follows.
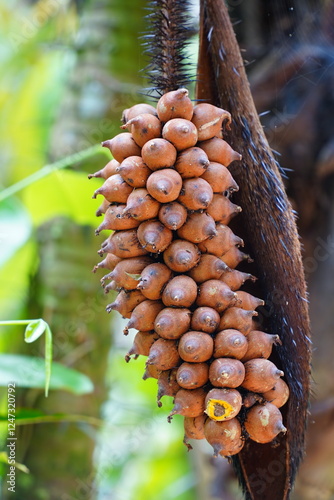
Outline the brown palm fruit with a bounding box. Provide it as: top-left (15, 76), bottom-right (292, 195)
top-left (178, 331), bottom-right (214, 362)
top-left (95, 204), bottom-right (140, 234)
top-left (198, 137), bottom-right (242, 166)
top-left (92, 174), bottom-right (133, 203)
top-left (123, 188), bottom-right (160, 221)
top-left (204, 417), bottom-right (244, 457)
top-left (207, 194), bottom-right (242, 224)
top-left (162, 118), bottom-right (198, 151)
top-left (101, 256), bottom-right (152, 290)
top-left (175, 147), bottom-right (210, 178)
top-left (201, 162), bottom-right (239, 193)
top-left (137, 263), bottom-right (173, 300)
top-left (88, 159), bottom-right (119, 179)
top-left (137, 220), bottom-right (173, 253)
top-left (168, 388), bottom-right (206, 420)
top-left (142, 363), bottom-right (162, 380)
top-left (147, 338), bottom-right (181, 371)
top-left (205, 388), bottom-right (242, 422)
top-left (157, 88), bottom-right (193, 122)
top-left (177, 177), bottom-right (213, 210)
top-left (125, 330), bottom-right (160, 362)
top-left (146, 168), bottom-right (183, 203)
top-left (236, 291), bottom-right (265, 311)
top-left (177, 212), bottom-right (217, 243)
top-left (176, 362), bottom-right (209, 389)
top-left (141, 138), bottom-right (177, 170)
top-left (106, 289), bottom-right (146, 318)
top-left (122, 103), bottom-right (157, 123)
top-left (158, 202), bottom-right (187, 230)
top-left (196, 280), bottom-right (237, 313)
top-left (241, 330), bottom-right (282, 362)
top-left (102, 132), bottom-right (141, 163)
top-left (219, 269), bottom-right (256, 291)
top-left (163, 239), bottom-right (200, 272)
top-left (92, 253), bottom-right (121, 273)
top-left (213, 329), bottom-right (248, 360)
top-left (154, 307), bottom-right (191, 339)
top-left (116, 156), bottom-right (151, 188)
top-left (124, 300), bottom-right (164, 333)
top-left (190, 307), bottom-right (220, 333)
top-left (209, 358), bottom-right (245, 388)
top-left (121, 113), bottom-right (162, 147)
top-left (192, 103), bottom-right (232, 141)
top-left (188, 254), bottom-right (229, 283)
top-left (244, 402), bottom-right (287, 444)
top-left (157, 368), bottom-right (180, 407)
top-left (183, 414), bottom-right (206, 449)
top-left (198, 224), bottom-right (243, 257)
top-left (218, 308), bottom-right (258, 336)
top-left (162, 276), bottom-right (198, 308)
top-left (95, 198), bottom-right (111, 217)
top-left (262, 379), bottom-right (290, 408)
top-left (221, 247), bottom-right (253, 269)
top-left (242, 359), bottom-right (284, 393)
top-left (101, 229), bottom-right (148, 259)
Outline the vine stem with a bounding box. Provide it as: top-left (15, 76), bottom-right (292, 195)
top-left (0, 144), bottom-right (109, 202)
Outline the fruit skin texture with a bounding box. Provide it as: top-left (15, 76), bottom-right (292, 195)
top-left (163, 239), bottom-right (200, 273)
top-left (146, 168), bottom-right (183, 203)
top-left (196, 279), bottom-right (237, 313)
top-left (178, 331), bottom-right (214, 362)
top-left (242, 358), bottom-right (284, 393)
top-left (190, 306), bottom-right (220, 333)
top-left (262, 379), bottom-right (290, 408)
top-left (245, 402), bottom-right (287, 444)
top-left (137, 263), bottom-right (173, 300)
top-left (184, 414), bottom-right (206, 442)
top-left (241, 330), bottom-right (281, 362)
top-left (204, 417), bottom-right (244, 457)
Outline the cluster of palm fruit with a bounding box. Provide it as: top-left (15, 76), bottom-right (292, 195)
top-left (90, 88), bottom-right (289, 457)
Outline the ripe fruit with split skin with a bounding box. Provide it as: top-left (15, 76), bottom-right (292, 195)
top-left (157, 88), bottom-right (193, 122)
top-left (147, 338), bottom-right (181, 371)
top-left (204, 417), bottom-right (244, 457)
top-left (162, 275), bottom-right (198, 308)
top-left (162, 118), bottom-right (198, 151)
top-left (213, 329), bottom-right (248, 359)
top-left (205, 387), bottom-right (242, 422)
top-left (137, 263), bottom-right (173, 300)
top-left (102, 132), bottom-right (141, 162)
top-left (190, 306), bottom-right (220, 333)
top-left (242, 358), bottom-right (284, 393)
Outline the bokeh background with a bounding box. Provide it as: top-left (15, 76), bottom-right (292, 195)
top-left (0, 1), bottom-right (333, 499)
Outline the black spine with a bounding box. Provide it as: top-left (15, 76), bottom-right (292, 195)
top-left (143, 0), bottom-right (194, 96)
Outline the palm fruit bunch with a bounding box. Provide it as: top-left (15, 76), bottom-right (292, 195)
top-left (90, 88), bottom-right (289, 457)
